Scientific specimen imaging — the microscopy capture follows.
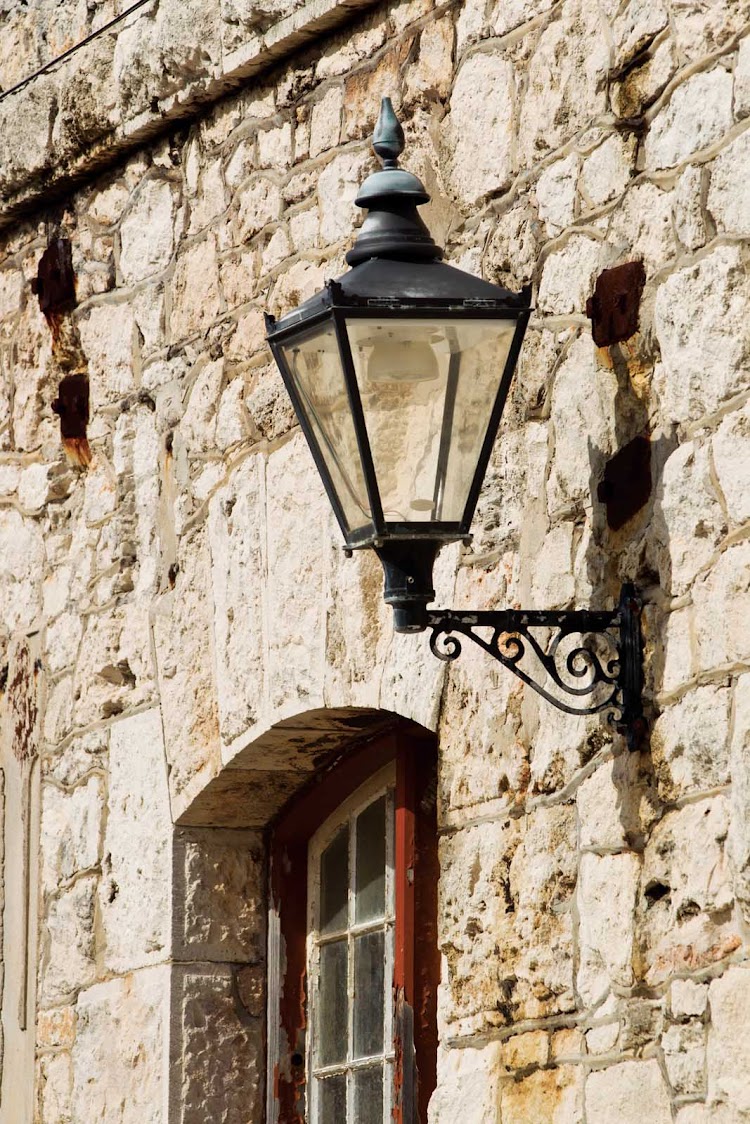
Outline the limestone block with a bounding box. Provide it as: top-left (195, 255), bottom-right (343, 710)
top-left (428, 1043), bottom-right (503, 1124)
top-left (219, 246), bottom-right (257, 309)
top-left (11, 297), bottom-right (53, 451)
top-left (611, 0), bottom-right (669, 69)
top-left (445, 53), bottom-right (515, 207)
top-left (113, 404), bottom-right (161, 597)
top-left (37, 1051), bottom-right (73, 1124)
top-left (83, 454), bottom-right (118, 527)
top-left (119, 178), bottom-right (176, 285)
top-left (0, 507), bottom-right (43, 633)
top-left (577, 752), bottom-right (646, 850)
top-left (502, 1030), bottom-right (549, 1071)
top-left (671, 978), bottom-right (708, 1020)
top-left (508, 806), bottom-right (577, 1021)
top-left (729, 675), bottom-right (750, 921)
top-left (483, 197), bottom-right (540, 290)
top-left (71, 967), bottom-right (169, 1124)
top-left (662, 1019), bottom-right (706, 1096)
top-left (245, 362), bottom-right (295, 441)
top-left (438, 819), bottom-right (523, 1034)
top-left (318, 150), bottom-right (370, 245)
top-left (72, 604), bottom-right (153, 726)
top-left (535, 154), bottom-right (579, 236)
top-left (78, 302), bottom-right (136, 405)
top-left (173, 828), bottom-right (265, 961)
top-left (670, 0), bottom-right (750, 61)
top-left (651, 683), bottom-right (731, 802)
top-left (181, 356), bottom-right (224, 454)
top-left (99, 710), bottom-right (171, 973)
top-left (154, 526), bottom-right (222, 811)
top-left (501, 1066), bottom-right (583, 1124)
top-left (707, 966), bottom-right (750, 1115)
top-left (88, 180), bottom-right (131, 227)
top-left (657, 605), bottom-right (694, 697)
top-left (309, 86), bottom-right (343, 157)
top-left (654, 441), bottom-right (724, 597)
top-left (234, 176), bottom-right (281, 244)
top-left (261, 226), bottom-right (291, 274)
top-left (404, 15), bottom-right (454, 104)
top-left (538, 235), bottom-right (610, 316)
top-left (654, 246), bottom-right (750, 425)
top-left (265, 433), bottom-right (328, 718)
top-left (188, 162), bottom-right (228, 234)
top-left (546, 334), bottom-right (618, 514)
top-left (713, 401), bottom-right (750, 527)
top-left (639, 798), bottom-right (738, 985)
top-left (693, 542), bottom-right (750, 672)
top-left (518, 0), bottom-right (609, 167)
top-left (736, 36), bottom-right (750, 118)
top-left (532, 523), bottom-right (575, 607)
top-left (673, 165), bottom-right (707, 251)
top-left (208, 455), bottom-right (266, 745)
top-left (577, 852), bottom-right (640, 1005)
top-left (170, 235), bottom-right (222, 342)
top-left (608, 181), bottom-right (675, 274)
top-left (585, 1059), bottom-right (671, 1124)
top-left (707, 130), bottom-right (750, 237)
top-left (581, 133), bottom-right (636, 208)
top-left (18, 461), bottom-right (50, 513)
top-left (43, 729), bottom-right (108, 788)
top-left (645, 68), bottom-right (734, 170)
top-left (40, 776), bottom-right (102, 894)
top-left (40, 875), bottom-right (98, 1005)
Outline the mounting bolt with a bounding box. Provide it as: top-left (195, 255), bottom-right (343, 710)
top-left (343, 548), bottom-right (353, 558)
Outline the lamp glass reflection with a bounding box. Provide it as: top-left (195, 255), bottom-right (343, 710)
top-left (347, 318), bottom-right (516, 525)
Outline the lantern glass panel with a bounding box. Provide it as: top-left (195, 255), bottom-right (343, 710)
top-left (278, 322), bottom-right (372, 535)
top-left (346, 318), bottom-right (516, 525)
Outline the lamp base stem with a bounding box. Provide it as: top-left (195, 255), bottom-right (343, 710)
top-left (375, 541), bottom-right (441, 633)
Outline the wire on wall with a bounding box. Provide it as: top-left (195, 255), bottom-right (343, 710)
top-left (0, 0), bottom-right (154, 105)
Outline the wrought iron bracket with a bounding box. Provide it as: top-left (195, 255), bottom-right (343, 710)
top-left (426, 583), bottom-right (645, 749)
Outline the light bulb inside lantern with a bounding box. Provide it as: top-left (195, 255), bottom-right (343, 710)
top-left (364, 333), bottom-right (440, 384)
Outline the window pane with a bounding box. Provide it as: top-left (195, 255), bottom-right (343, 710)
top-left (318, 940), bottom-right (348, 1066)
top-left (347, 317), bottom-right (516, 524)
top-left (320, 825), bottom-right (349, 934)
top-left (279, 322), bottom-right (371, 535)
top-left (354, 1065), bottom-right (384, 1124)
top-left (353, 930), bottom-right (385, 1058)
top-left (355, 796), bottom-right (386, 923)
top-left (316, 1073), bottom-right (347, 1121)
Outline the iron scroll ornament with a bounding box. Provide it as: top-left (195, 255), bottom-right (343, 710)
top-left (426, 583), bottom-right (645, 749)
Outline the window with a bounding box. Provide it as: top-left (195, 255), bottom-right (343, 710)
top-left (268, 730), bottom-right (438, 1124)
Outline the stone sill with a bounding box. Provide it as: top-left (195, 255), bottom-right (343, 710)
top-left (0, 0), bottom-right (378, 230)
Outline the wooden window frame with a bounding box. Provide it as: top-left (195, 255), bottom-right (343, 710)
top-left (268, 729), bottom-right (438, 1124)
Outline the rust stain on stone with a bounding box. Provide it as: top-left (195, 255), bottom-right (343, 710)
top-left (52, 372), bottom-right (91, 466)
top-left (31, 236), bottom-right (77, 328)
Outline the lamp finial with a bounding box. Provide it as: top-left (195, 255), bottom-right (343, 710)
top-left (373, 97), bottom-right (404, 168)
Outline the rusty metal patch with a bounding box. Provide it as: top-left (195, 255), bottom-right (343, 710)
top-left (586, 260), bottom-right (646, 347)
top-left (30, 237), bottom-right (76, 318)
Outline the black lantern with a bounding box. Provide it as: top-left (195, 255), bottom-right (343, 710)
top-left (266, 99), bottom-right (645, 747)
top-left (266, 99), bottom-right (531, 632)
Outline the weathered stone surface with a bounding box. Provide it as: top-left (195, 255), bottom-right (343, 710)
top-left (651, 683), bottom-right (732, 802)
top-left (577, 852), bottom-right (640, 1005)
top-left (317, 150), bottom-right (370, 244)
top-left (40, 875), bottom-right (98, 1005)
top-left (581, 133), bottom-right (635, 207)
top-left (608, 181), bottom-right (675, 274)
top-left (654, 440), bottom-right (724, 596)
top-left (119, 178), bottom-right (176, 284)
top-left (673, 164), bottom-right (707, 251)
top-left (645, 68), bottom-right (734, 170)
top-left (40, 775), bottom-right (102, 894)
top-left (78, 302), bottom-right (136, 405)
top-left (445, 53), bottom-right (515, 207)
top-left (538, 236), bottom-right (610, 316)
top-left (577, 752), bottom-right (646, 850)
top-left (502, 1065), bottom-right (583, 1124)
top-left (174, 966), bottom-right (264, 1124)
top-left (71, 967), bottom-right (169, 1124)
top-left (170, 235), bottom-right (222, 342)
top-left (535, 154), bottom-right (579, 236)
top-left (639, 798), bottom-right (737, 985)
top-left (654, 246), bottom-right (750, 424)
top-left (428, 1043), bottom-right (503, 1124)
top-left (693, 542), bottom-right (750, 672)
top-left (99, 710), bottom-right (171, 973)
top-left (713, 400), bottom-right (750, 526)
top-left (662, 1019), bottom-right (706, 1096)
top-left (585, 1059), bottom-right (672, 1123)
top-left (707, 966), bottom-right (750, 1115)
top-left (729, 675), bottom-right (750, 922)
top-left (174, 828), bottom-right (265, 961)
top-left (208, 455), bottom-right (266, 747)
top-left (0, 507), bottom-right (43, 633)
top-left (707, 130), bottom-right (750, 236)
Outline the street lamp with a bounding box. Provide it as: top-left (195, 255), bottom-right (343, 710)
top-left (265, 98), bottom-right (645, 747)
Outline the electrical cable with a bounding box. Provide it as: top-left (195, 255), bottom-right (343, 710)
top-left (0, 0), bottom-right (153, 104)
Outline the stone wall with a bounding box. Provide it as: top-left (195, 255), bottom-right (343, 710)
top-left (0, 0), bottom-right (749, 1121)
